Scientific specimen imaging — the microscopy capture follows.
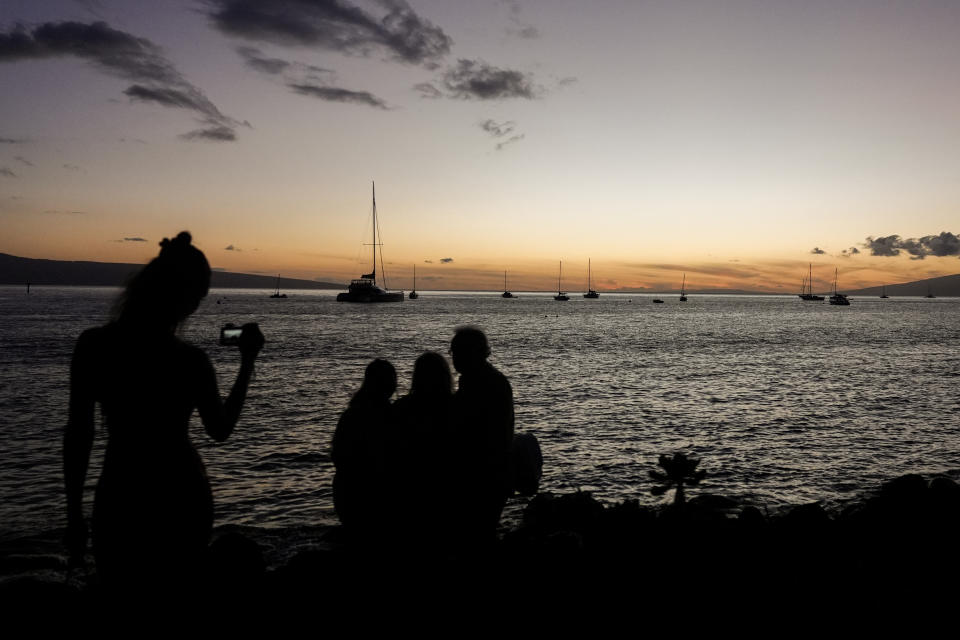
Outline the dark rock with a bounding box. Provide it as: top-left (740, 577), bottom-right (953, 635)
top-left (783, 503), bottom-right (831, 527)
top-left (879, 474), bottom-right (928, 503)
top-left (688, 493), bottom-right (738, 511)
top-left (739, 506), bottom-right (766, 527)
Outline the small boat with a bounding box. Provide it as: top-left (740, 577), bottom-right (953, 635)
top-left (829, 268), bottom-right (850, 305)
top-left (925, 283), bottom-right (936, 299)
top-left (554, 261), bottom-right (569, 301)
top-left (679, 273), bottom-right (688, 302)
top-left (652, 298), bottom-right (664, 303)
top-left (409, 264), bottom-right (418, 299)
top-left (583, 258), bottom-right (599, 298)
top-left (799, 263), bottom-right (825, 301)
top-left (502, 270), bottom-right (515, 298)
top-left (270, 274), bottom-right (287, 298)
top-left (880, 285), bottom-right (888, 299)
top-left (337, 182), bottom-right (404, 303)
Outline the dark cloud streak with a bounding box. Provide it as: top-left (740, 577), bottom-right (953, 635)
top-left (289, 82), bottom-right (389, 109)
top-left (206, 0), bottom-right (452, 68)
top-left (441, 59), bottom-right (537, 100)
top-left (0, 21), bottom-right (241, 141)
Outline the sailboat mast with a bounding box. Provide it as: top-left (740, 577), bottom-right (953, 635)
top-left (558, 261), bottom-right (562, 293)
top-left (504, 270), bottom-right (507, 291)
top-left (372, 181), bottom-right (377, 285)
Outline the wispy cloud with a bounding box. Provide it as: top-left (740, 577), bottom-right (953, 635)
top-left (13, 156), bottom-right (33, 167)
top-left (123, 237), bottom-right (147, 242)
top-left (206, 0), bottom-right (452, 68)
top-left (413, 82), bottom-right (442, 99)
top-left (441, 59), bottom-right (538, 100)
top-left (236, 45), bottom-right (291, 74)
top-left (63, 164), bottom-right (81, 171)
top-left (496, 134), bottom-right (524, 150)
top-left (0, 136), bottom-right (29, 144)
top-left (840, 247), bottom-right (860, 257)
top-left (289, 82), bottom-right (389, 109)
top-left (810, 247), bottom-right (826, 255)
top-left (479, 119), bottom-right (515, 138)
top-left (0, 21), bottom-right (243, 141)
top-left (235, 46), bottom-right (387, 110)
top-left (180, 126), bottom-right (237, 141)
top-left (440, 257), bottom-right (453, 263)
top-left (0, 167), bottom-right (17, 178)
top-left (864, 232), bottom-right (960, 259)
top-left (41, 209), bottom-right (86, 215)
top-left (225, 244), bottom-right (240, 251)
top-left (499, 0), bottom-right (540, 39)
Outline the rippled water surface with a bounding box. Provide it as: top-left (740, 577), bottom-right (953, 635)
top-left (2, 286), bottom-right (959, 541)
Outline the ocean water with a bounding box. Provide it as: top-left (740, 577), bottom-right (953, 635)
top-left (1, 286), bottom-right (959, 549)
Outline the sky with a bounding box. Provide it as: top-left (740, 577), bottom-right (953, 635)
top-left (1, 0), bottom-right (959, 292)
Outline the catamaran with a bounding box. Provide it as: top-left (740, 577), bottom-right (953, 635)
top-left (829, 268), bottom-right (850, 305)
top-left (336, 182), bottom-right (404, 303)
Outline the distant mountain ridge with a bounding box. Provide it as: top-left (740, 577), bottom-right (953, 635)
top-left (0, 253), bottom-right (344, 290)
top-left (843, 273), bottom-right (960, 297)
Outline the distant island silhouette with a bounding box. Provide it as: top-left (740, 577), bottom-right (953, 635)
top-left (0, 253), bottom-right (344, 290)
top-left (1, 252), bottom-right (958, 295)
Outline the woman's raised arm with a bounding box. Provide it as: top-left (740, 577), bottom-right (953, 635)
top-left (197, 322), bottom-right (264, 442)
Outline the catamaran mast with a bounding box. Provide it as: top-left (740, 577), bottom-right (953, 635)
top-left (372, 181), bottom-right (377, 286)
top-left (558, 261), bottom-right (562, 294)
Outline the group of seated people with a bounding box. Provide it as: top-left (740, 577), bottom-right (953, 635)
top-left (331, 327), bottom-right (516, 554)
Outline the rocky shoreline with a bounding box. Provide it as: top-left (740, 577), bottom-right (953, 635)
top-left (3, 472), bottom-right (959, 600)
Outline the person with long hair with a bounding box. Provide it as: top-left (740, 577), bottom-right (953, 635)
top-left (331, 358), bottom-right (397, 541)
top-left (392, 351), bottom-right (456, 550)
top-left (63, 231), bottom-right (265, 587)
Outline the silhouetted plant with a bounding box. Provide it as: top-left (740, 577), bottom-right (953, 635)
top-left (649, 453), bottom-right (706, 506)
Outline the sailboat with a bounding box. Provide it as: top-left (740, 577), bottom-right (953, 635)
top-left (880, 285), bottom-right (888, 299)
top-left (798, 263), bottom-right (825, 301)
top-left (336, 182), bottom-right (404, 303)
top-left (554, 261), bottom-right (569, 301)
top-left (270, 274), bottom-right (287, 298)
top-left (679, 273), bottom-right (688, 302)
top-left (501, 270), bottom-right (515, 298)
top-left (829, 268), bottom-right (850, 305)
top-left (583, 258), bottom-right (599, 298)
top-left (409, 264), bottom-right (418, 299)
top-left (925, 283), bottom-right (936, 299)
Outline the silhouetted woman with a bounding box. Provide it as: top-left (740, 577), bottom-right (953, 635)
top-left (392, 352), bottom-right (456, 549)
top-left (63, 232), bottom-right (264, 587)
top-left (331, 358), bottom-right (397, 540)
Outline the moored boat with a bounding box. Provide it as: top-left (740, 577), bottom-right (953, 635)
top-left (337, 182), bottom-right (404, 303)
